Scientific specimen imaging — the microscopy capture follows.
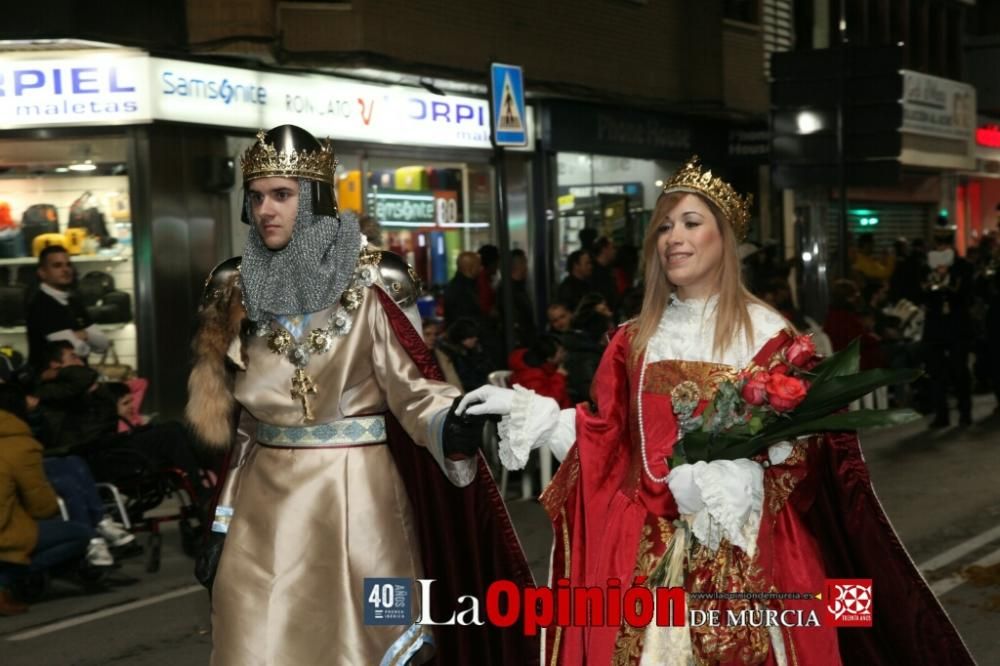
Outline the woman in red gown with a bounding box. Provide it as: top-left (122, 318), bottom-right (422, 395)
top-left (460, 158), bottom-right (973, 665)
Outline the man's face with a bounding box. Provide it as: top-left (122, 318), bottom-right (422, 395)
top-left (52, 348), bottom-right (83, 370)
top-left (38, 251), bottom-right (74, 289)
top-left (249, 177), bottom-right (300, 250)
top-left (548, 306), bottom-right (572, 332)
top-left (574, 254), bottom-right (593, 279)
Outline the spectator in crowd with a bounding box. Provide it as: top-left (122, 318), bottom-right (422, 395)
top-left (443, 251), bottom-right (483, 327)
top-left (578, 227), bottom-right (598, 255)
top-left (43, 454), bottom-right (134, 550)
top-left (435, 318), bottom-right (495, 392)
top-left (545, 301), bottom-right (605, 405)
top-left (477, 245), bottom-right (500, 318)
top-left (26, 246), bottom-right (110, 370)
top-left (852, 233), bottom-right (894, 286)
top-left (0, 383), bottom-right (98, 615)
top-left (588, 236), bottom-right (619, 311)
top-left (922, 232), bottom-right (974, 427)
top-left (888, 238), bottom-right (928, 305)
top-left (422, 318), bottom-right (442, 349)
top-left (34, 342), bottom-right (211, 504)
top-left (546, 303), bottom-right (573, 334)
top-left (620, 285), bottom-right (645, 321)
top-left (358, 215), bottom-right (382, 249)
top-left (556, 250), bottom-right (594, 312)
top-left (508, 336), bottom-right (570, 408)
top-left (612, 244), bottom-right (640, 300)
top-left (980, 236), bottom-right (1000, 414)
top-left (499, 249), bottom-right (537, 350)
top-left (824, 279), bottom-right (883, 370)
top-left (573, 292), bottom-right (614, 345)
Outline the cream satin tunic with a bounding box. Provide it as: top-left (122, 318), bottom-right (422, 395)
top-left (211, 282), bottom-right (462, 666)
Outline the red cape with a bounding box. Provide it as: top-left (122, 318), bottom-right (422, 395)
top-left (375, 288), bottom-right (539, 665)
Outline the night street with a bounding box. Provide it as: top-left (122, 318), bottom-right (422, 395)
top-left (3, 398), bottom-right (999, 666)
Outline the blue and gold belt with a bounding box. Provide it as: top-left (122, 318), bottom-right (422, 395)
top-left (257, 414), bottom-right (387, 448)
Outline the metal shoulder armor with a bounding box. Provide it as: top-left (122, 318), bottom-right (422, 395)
top-left (201, 256), bottom-right (242, 306)
top-left (375, 251), bottom-right (421, 308)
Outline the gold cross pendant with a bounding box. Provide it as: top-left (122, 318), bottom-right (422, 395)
top-left (290, 368), bottom-right (319, 422)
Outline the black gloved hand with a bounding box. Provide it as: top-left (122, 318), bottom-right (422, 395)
top-left (194, 531), bottom-right (226, 592)
top-left (442, 395), bottom-right (490, 459)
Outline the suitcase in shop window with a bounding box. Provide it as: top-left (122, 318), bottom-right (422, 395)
top-left (21, 204), bottom-right (59, 254)
top-left (0, 285), bottom-right (27, 327)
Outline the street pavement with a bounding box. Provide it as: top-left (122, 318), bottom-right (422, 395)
top-left (3, 397), bottom-right (999, 665)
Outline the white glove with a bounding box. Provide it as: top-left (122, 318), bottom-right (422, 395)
top-left (767, 440), bottom-right (794, 466)
top-left (456, 385), bottom-right (515, 417)
top-left (666, 462), bottom-right (707, 515)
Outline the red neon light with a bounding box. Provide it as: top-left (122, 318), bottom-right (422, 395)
top-left (976, 125), bottom-right (1000, 148)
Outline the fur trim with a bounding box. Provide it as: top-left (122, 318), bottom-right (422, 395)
top-left (186, 272), bottom-right (246, 449)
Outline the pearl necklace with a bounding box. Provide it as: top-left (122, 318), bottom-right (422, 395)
top-left (636, 356), bottom-right (670, 484)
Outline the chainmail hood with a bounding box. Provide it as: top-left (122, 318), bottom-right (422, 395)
top-left (241, 179), bottom-right (362, 322)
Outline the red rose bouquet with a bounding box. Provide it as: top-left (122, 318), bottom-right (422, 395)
top-left (669, 334), bottom-right (920, 466)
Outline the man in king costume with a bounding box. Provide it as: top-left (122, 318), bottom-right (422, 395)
top-left (186, 125), bottom-right (537, 666)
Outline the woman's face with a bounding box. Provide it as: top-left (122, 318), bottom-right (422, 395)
top-left (656, 193), bottom-right (724, 300)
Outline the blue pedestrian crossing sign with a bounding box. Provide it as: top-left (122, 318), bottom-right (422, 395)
top-left (490, 63), bottom-right (527, 147)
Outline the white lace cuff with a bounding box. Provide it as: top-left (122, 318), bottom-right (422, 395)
top-left (497, 386), bottom-right (561, 470)
top-left (682, 459), bottom-right (764, 558)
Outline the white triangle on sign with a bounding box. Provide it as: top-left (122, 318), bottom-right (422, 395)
top-left (498, 73), bottom-right (525, 132)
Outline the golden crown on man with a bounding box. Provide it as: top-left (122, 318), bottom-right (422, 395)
top-left (240, 129), bottom-right (338, 185)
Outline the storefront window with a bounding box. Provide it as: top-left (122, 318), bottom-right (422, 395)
top-left (337, 157), bottom-right (495, 289)
top-left (0, 135), bottom-right (136, 368)
top-left (554, 152), bottom-right (677, 278)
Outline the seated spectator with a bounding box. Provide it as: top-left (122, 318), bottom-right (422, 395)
top-left (509, 336), bottom-right (571, 408)
top-left (33, 342), bottom-right (212, 506)
top-left (545, 302), bottom-right (604, 405)
top-left (573, 293), bottom-right (614, 344)
top-left (546, 303), bottom-right (574, 334)
top-left (824, 280), bottom-right (883, 370)
top-left (0, 384), bottom-right (98, 615)
top-left (435, 318), bottom-right (495, 392)
top-left (43, 455), bottom-right (135, 549)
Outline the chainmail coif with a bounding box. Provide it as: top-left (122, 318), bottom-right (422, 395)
top-left (241, 180), bottom-right (362, 322)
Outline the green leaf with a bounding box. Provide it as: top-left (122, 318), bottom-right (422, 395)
top-left (793, 368), bottom-right (921, 416)
top-left (749, 415), bottom-right (763, 434)
top-left (808, 339), bottom-right (860, 380)
top-left (751, 408), bottom-right (920, 448)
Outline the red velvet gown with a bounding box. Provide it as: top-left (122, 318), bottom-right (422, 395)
top-left (540, 327), bottom-right (973, 665)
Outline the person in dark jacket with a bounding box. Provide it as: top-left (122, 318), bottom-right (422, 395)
top-left (499, 249), bottom-right (537, 350)
top-left (443, 251), bottom-right (484, 327)
top-left (921, 236), bottom-right (975, 427)
top-left (508, 335), bottom-right (570, 408)
top-left (435, 318), bottom-right (495, 392)
top-left (556, 250), bottom-right (594, 312)
top-left (34, 342), bottom-right (211, 502)
top-left (588, 237), bottom-right (619, 312)
top-left (545, 302), bottom-right (605, 405)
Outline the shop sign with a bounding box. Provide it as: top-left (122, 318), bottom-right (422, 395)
top-left (371, 191), bottom-right (436, 225)
top-left (0, 52), bottom-right (534, 150)
top-left (976, 124), bottom-right (1000, 148)
top-left (728, 126), bottom-right (770, 162)
top-left (901, 70), bottom-right (976, 142)
top-left (0, 54), bottom-right (150, 128)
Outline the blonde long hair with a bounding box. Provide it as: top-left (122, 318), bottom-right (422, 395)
top-left (629, 192), bottom-right (769, 364)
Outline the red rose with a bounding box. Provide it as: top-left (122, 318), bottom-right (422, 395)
top-left (786, 335), bottom-right (817, 367)
top-left (741, 371), bottom-right (769, 406)
top-left (765, 373), bottom-right (809, 412)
